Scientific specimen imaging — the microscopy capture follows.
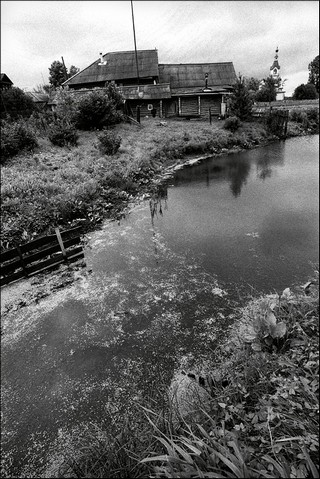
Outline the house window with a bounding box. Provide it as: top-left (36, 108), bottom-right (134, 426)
top-left (273, 68), bottom-right (277, 74)
top-left (147, 104), bottom-right (153, 111)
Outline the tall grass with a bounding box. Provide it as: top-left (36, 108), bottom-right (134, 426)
top-left (0, 119), bottom-right (274, 251)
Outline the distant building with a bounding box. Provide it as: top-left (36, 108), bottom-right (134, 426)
top-left (62, 49), bottom-right (237, 118)
top-left (0, 73), bottom-right (13, 90)
top-left (269, 47), bottom-right (285, 101)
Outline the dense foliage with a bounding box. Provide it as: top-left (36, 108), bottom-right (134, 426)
top-left (0, 119), bottom-right (38, 162)
top-left (48, 61), bottom-right (79, 88)
top-left (255, 77), bottom-right (278, 102)
top-left (293, 83), bottom-right (318, 100)
top-left (75, 86), bottom-right (124, 130)
top-left (224, 116), bottom-right (242, 133)
top-left (0, 87), bottom-right (37, 121)
top-left (228, 74), bottom-right (253, 120)
top-left (308, 55), bottom-right (319, 93)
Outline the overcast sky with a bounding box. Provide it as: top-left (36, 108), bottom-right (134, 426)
top-left (1, 1), bottom-right (319, 96)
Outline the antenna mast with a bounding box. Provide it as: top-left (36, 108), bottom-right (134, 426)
top-left (131, 0), bottom-right (140, 85)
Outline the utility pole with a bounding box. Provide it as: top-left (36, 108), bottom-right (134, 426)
top-left (61, 56), bottom-right (68, 82)
top-left (131, 0), bottom-right (140, 85)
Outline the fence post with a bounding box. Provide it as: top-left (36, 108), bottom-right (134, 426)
top-left (55, 227), bottom-right (67, 261)
top-left (16, 245), bottom-right (29, 277)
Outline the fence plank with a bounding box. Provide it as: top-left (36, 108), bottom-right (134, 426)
top-left (0, 259), bottom-right (22, 276)
top-left (0, 248), bottom-right (19, 263)
top-left (19, 234), bottom-right (57, 254)
top-left (0, 237), bottom-right (81, 278)
top-left (0, 270), bottom-right (25, 286)
top-left (60, 226), bottom-right (83, 239)
top-left (26, 246), bottom-right (83, 276)
top-left (1, 227), bottom-right (84, 286)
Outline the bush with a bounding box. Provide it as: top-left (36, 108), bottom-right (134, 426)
top-left (1, 119), bottom-right (38, 162)
top-left (75, 89), bottom-right (124, 130)
top-left (48, 121), bottom-right (79, 147)
top-left (0, 87), bottom-right (37, 121)
top-left (224, 116), bottom-right (241, 132)
top-left (293, 83), bottom-right (318, 100)
top-left (96, 130), bottom-right (122, 155)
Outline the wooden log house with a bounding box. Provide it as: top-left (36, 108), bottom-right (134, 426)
top-left (62, 49), bottom-right (237, 119)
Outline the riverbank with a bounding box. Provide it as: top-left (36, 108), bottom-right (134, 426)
top-left (1, 119), bottom-right (318, 478)
top-left (1, 113), bottom-right (318, 256)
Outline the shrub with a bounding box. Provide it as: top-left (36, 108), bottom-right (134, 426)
top-left (0, 87), bottom-right (37, 121)
top-left (224, 116), bottom-right (241, 132)
top-left (75, 89), bottom-right (124, 130)
top-left (1, 119), bottom-right (38, 162)
top-left (96, 130), bottom-right (122, 155)
top-left (293, 83), bottom-right (318, 100)
top-left (48, 121), bottom-right (79, 147)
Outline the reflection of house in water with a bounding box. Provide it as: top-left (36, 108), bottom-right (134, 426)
top-left (255, 143), bottom-right (286, 180)
top-left (149, 182), bottom-right (168, 226)
top-left (172, 156), bottom-right (251, 197)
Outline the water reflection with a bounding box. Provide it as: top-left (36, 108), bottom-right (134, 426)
top-left (148, 136), bottom-right (319, 293)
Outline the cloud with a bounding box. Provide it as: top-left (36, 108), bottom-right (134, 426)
top-left (1, 0), bottom-right (318, 92)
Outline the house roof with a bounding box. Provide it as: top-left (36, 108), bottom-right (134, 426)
top-left (0, 73), bottom-right (13, 85)
top-left (158, 63), bottom-right (237, 93)
top-left (63, 50), bottom-right (159, 87)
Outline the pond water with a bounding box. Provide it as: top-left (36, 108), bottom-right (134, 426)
top-left (2, 135), bottom-right (319, 477)
top-left (148, 134), bottom-right (319, 296)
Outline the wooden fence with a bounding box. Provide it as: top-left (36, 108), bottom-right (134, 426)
top-left (0, 226), bottom-right (84, 287)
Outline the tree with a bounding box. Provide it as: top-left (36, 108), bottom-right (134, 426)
top-left (245, 77), bottom-right (260, 92)
top-left (255, 77), bottom-right (277, 102)
top-left (308, 55), bottom-right (319, 93)
top-left (228, 74), bottom-right (253, 121)
top-left (293, 83), bottom-right (318, 100)
top-left (68, 65), bottom-right (80, 78)
top-left (49, 60), bottom-right (67, 88)
top-left (48, 61), bottom-right (80, 87)
top-left (0, 86), bottom-right (37, 120)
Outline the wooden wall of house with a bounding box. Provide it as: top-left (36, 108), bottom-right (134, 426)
top-left (181, 97), bottom-right (199, 116)
top-left (200, 96), bottom-right (222, 117)
top-left (162, 95), bottom-right (222, 118)
top-left (128, 100), bottom-right (161, 118)
top-left (163, 100), bottom-right (177, 117)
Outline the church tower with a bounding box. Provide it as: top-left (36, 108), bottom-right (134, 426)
top-left (270, 47), bottom-right (285, 100)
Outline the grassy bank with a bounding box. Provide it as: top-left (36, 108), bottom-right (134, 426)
top-left (1, 112), bottom-right (318, 253)
top-left (47, 272), bottom-right (319, 478)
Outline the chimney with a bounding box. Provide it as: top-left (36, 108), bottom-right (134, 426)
top-left (98, 52), bottom-right (107, 66)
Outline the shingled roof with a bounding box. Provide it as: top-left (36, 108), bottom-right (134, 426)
top-left (0, 73), bottom-right (13, 86)
top-left (63, 50), bottom-right (159, 87)
top-left (158, 63), bottom-right (237, 94)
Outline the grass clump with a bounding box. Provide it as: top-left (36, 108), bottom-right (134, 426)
top-left (96, 130), bottom-right (122, 155)
top-left (224, 116), bottom-right (242, 133)
top-left (48, 120), bottom-right (79, 147)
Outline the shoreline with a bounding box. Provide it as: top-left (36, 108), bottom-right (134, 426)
top-left (0, 121), bottom-right (318, 314)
